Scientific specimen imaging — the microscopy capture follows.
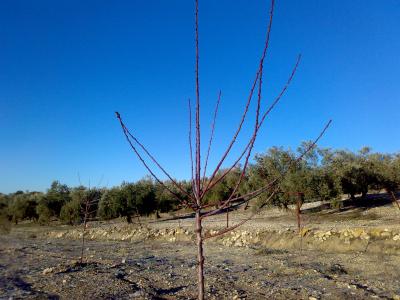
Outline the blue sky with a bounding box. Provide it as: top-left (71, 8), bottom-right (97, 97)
top-left (1, 0), bottom-right (399, 193)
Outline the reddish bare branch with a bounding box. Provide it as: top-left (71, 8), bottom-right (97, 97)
top-left (116, 112), bottom-right (194, 203)
top-left (219, 54), bottom-right (303, 203)
top-left (194, 3), bottom-right (206, 297)
top-left (195, 0), bottom-right (201, 202)
top-left (223, 51), bottom-right (267, 205)
top-left (188, 98), bottom-right (196, 191)
top-left (215, 63), bottom-right (265, 211)
top-left (202, 54), bottom-right (301, 196)
top-left (204, 0), bottom-right (275, 194)
top-left (202, 90), bottom-right (222, 188)
top-left (203, 78), bottom-right (256, 193)
top-left (258, 54), bottom-right (302, 127)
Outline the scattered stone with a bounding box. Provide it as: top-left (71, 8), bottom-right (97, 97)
top-left (351, 228), bottom-right (364, 238)
top-left (130, 289), bottom-right (147, 298)
top-left (115, 270), bottom-right (126, 279)
top-left (381, 232), bottom-right (391, 238)
top-left (42, 267), bottom-right (54, 275)
top-left (330, 264), bottom-right (347, 275)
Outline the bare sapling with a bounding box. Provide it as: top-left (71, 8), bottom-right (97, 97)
top-left (116, 0), bottom-right (331, 298)
top-left (226, 202), bottom-right (230, 228)
top-left (390, 191), bottom-right (400, 212)
top-left (295, 192), bottom-right (305, 266)
top-left (79, 188), bottom-right (100, 265)
top-left (295, 192), bottom-right (304, 234)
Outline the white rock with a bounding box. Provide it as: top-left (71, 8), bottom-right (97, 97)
top-left (42, 267), bottom-right (54, 275)
top-left (234, 241), bottom-right (243, 247)
top-left (130, 289), bottom-right (147, 298)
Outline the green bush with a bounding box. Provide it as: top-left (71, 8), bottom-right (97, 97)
top-left (36, 202), bottom-right (52, 225)
top-left (97, 187), bottom-right (125, 220)
top-left (8, 194), bottom-right (39, 224)
top-left (0, 196), bottom-right (11, 233)
top-left (60, 199), bottom-right (82, 225)
top-left (121, 179), bottom-right (157, 222)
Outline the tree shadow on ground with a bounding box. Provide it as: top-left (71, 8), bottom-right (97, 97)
top-left (0, 275), bottom-right (60, 299)
top-left (151, 192), bottom-right (399, 225)
top-left (155, 285), bottom-right (189, 296)
top-left (296, 192), bottom-right (400, 224)
top-left (153, 200), bottom-right (246, 223)
top-left (302, 191), bottom-right (399, 215)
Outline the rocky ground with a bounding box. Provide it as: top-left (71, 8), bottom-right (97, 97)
top-left (1, 198), bottom-right (400, 299)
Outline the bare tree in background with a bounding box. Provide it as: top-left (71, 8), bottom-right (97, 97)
top-left (79, 188), bottom-right (100, 265)
top-left (390, 191), bottom-right (400, 212)
top-left (116, 0), bottom-right (331, 298)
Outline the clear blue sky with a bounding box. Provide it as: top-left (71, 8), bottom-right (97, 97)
top-left (1, 0), bottom-right (399, 193)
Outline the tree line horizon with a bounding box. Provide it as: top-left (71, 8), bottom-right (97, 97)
top-left (1, 143), bottom-right (399, 226)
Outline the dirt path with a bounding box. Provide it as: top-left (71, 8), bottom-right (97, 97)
top-left (1, 231), bottom-right (400, 299)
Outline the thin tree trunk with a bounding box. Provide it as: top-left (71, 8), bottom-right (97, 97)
top-left (244, 200), bottom-right (250, 210)
top-left (361, 190), bottom-right (367, 199)
top-left (296, 194), bottom-right (302, 234)
top-left (80, 218), bottom-right (86, 265)
top-left (136, 208), bottom-right (142, 227)
top-left (390, 191), bottom-right (400, 211)
top-left (80, 197), bottom-right (90, 265)
top-left (296, 193), bottom-right (304, 266)
top-left (195, 210), bottom-right (205, 300)
top-left (226, 204), bottom-right (229, 228)
top-left (126, 215), bottom-right (132, 223)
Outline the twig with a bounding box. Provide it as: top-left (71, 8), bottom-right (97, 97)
top-left (204, 0), bottom-right (276, 193)
top-left (202, 90), bottom-right (222, 188)
top-left (202, 54), bottom-right (302, 196)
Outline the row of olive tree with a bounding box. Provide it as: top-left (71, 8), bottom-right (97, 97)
top-left (1, 145), bottom-right (399, 226)
top-left (96, 178), bottom-right (191, 221)
top-left (0, 178), bottom-right (187, 226)
top-left (246, 144), bottom-right (400, 208)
